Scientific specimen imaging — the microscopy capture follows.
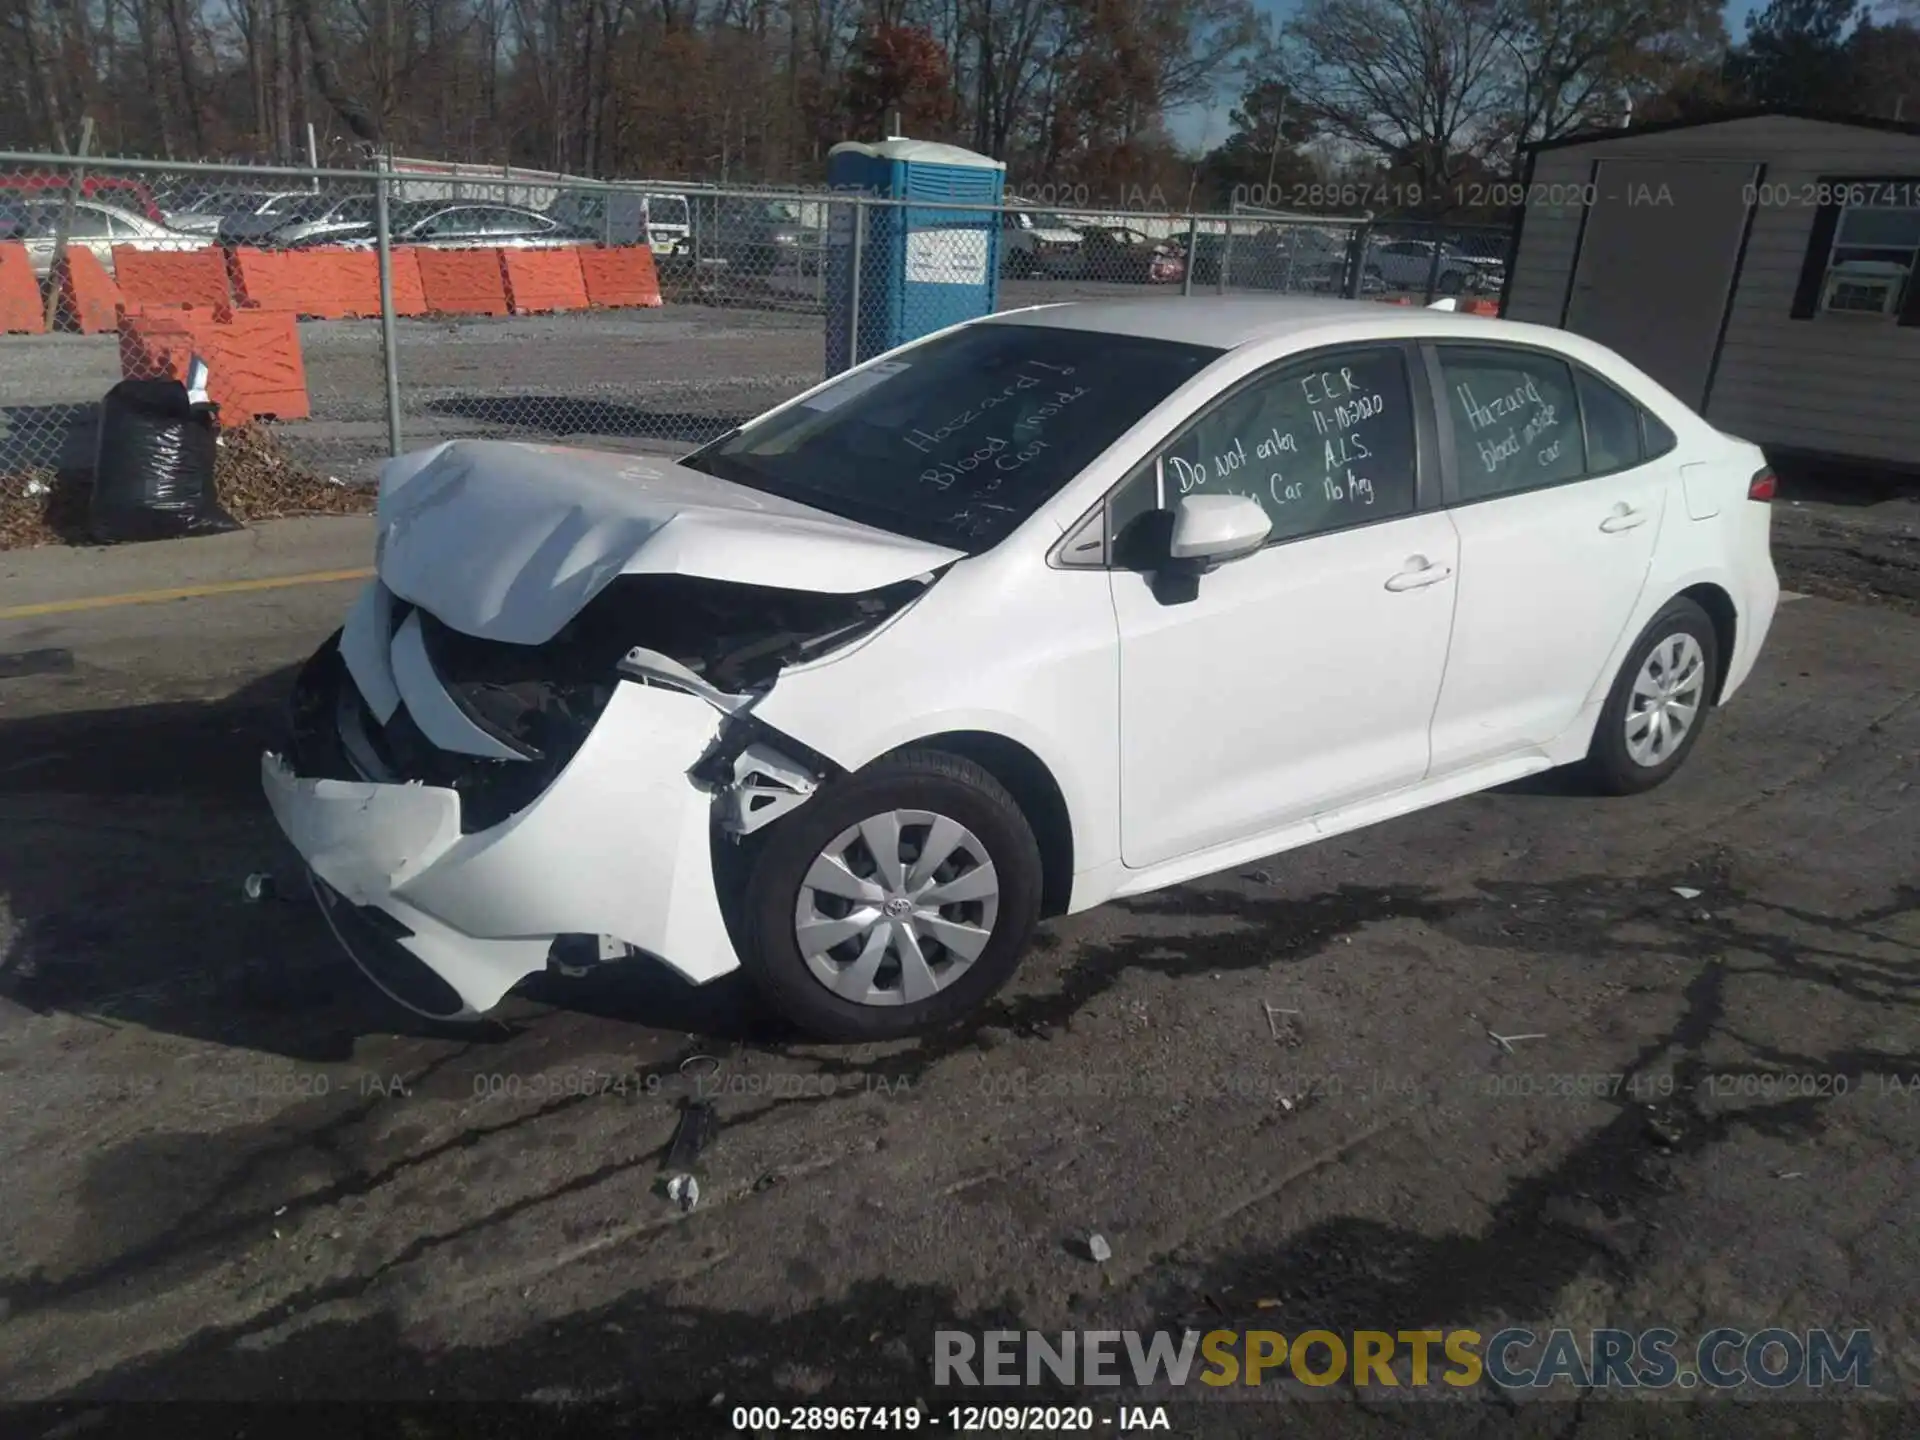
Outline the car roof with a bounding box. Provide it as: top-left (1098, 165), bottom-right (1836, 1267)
top-left (984, 296), bottom-right (1574, 354)
top-left (23, 195), bottom-right (139, 220)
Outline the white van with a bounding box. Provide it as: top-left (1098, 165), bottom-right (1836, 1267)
top-left (548, 189), bottom-right (690, 253)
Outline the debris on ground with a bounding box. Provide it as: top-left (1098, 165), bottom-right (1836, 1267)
top-left (242, 872), bottom-right (277, 903)
top-left (1263, 1002), bottom-right (1299, 1042)
top-left (1489, 1030), bottom-right (1547, 1053)
top-left (1672, 886), bottom-right (1703, 900)
top-left (0, 423), bottom-right (374, 550)
top-left (1087, 1233), bottom-right (1112, 1263)
top-left (666, 1174), bottom-right (701, 1212)
top-left (1644, 1109), bottom-right (1686, 1151)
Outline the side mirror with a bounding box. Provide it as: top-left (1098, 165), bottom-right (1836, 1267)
top-left (1168, 493), bottom-right (1272, 565)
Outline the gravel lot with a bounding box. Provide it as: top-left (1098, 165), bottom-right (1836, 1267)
top-left (0, 513), bottom-right (1915, 1431)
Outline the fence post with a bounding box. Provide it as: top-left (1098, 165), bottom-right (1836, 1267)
top-left (1218, 214), bottom-right (1233, 295)
top-left (1343, 216), bottom-right (1374, 299)
top-left (374, 150), bottom-right (404, 457)
top-left (43, 116), bottom-right (93, 332)
top-left (1422, 226), bottom-right (1445, 305)
top-left (847, 198), bottom-right (867, 372)
top-left (1181, 215), bottom-right (1198, 297)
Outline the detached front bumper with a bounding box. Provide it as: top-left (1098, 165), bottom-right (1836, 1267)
top-left (263, 611), bottom-right (745, 1019)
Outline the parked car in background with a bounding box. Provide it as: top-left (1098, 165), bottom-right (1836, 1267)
top-left (999, 207), bottom-right (1084, 278)
top-left (0, 172), bottom-right (166, 223)
top-left (283, 201), bottom-right (597, 251)
top-left (1190, 224), bottom-right (1358, 293)
top-left (217, 191), bottom-right (357, 245)
top-left (698, 197), bottom-right (825, 275)
top-left (165, 188), bottom-right (316, 236)
top-left (261, 194), bottom-right (378, 248)
top-left (1368, 238), bottom-right (1504, 295)
top-left (264, 296), bottom-right (1779, 1041)
top-left (16, 198), bottom-right (210, 277)
top-left (1074, 225), bottom-right (1184, 284)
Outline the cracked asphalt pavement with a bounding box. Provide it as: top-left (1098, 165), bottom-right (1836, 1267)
top-left (0, 520), bottom-right (1916, 1436)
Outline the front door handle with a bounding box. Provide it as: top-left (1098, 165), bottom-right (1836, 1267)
top-left (1385, 558), bottom-right (1454, 592)
top-left (1600, 504), bottom-right (1648, 533)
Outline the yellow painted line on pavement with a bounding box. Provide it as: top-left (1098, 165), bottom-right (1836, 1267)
top-left (0, 567), bottom-right (374, 621)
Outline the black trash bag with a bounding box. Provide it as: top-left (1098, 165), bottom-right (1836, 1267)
top-left (89, 377), bottom-right (239, 543)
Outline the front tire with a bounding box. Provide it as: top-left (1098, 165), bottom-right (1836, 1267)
top-left (1582, 597), bottom-right (1719, 796)
top-left (738, 749), bottom-right (1044, 1042)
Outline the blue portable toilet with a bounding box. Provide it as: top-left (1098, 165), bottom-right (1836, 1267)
top-left (824, 138), bottom-right (1006, 376)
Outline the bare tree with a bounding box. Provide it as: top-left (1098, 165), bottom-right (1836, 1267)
top-left (1494, 0), bottom-right (1727, 158)
top-left (1281, 0), bottom-right (1515, 211)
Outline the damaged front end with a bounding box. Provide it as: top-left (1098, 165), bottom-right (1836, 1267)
top-left (265, 567), bottom-right (934, 1019)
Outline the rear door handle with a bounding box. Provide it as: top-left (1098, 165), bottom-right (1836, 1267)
top-left (1385, 559), bottom-right (1453, 591)
top-left (1600, 505), bottom-right (1648, 533)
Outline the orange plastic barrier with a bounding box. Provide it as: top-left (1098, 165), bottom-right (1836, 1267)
top-left (0, 242), bottom-right (46, 334)
top-left (311, 249), bottom-right (376, 318)
top-left (1463, 298), bottom-right (1501, 316)
top-left (227, 247), bottom-right (307, 313)
top-left (112, 246), bottom-right (231, 311)
top-left (415, 247), bottom-right (508, 316)
top-left (53, 248), bottom-right (123, 333)
top-left (578, 246), bottom-right (664, 309)
top-left (117, 305), bottom-right (310, 423)
top-left (117, 305), bottom-right (199, 379)
top-left (501, 247), bottom-right (590, 314)
top-left (389, 247), bottom-right (427, 316)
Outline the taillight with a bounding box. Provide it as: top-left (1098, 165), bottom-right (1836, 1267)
top-left (1748, 468), bottom-right (1777, 502)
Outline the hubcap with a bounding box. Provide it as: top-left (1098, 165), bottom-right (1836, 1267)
top-left (1624, 632), bottom-right (1707, 768)
top-left (794, 809), bottom-right (1000, 1008)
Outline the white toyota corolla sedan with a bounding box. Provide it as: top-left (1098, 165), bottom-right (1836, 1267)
top-left (264, 296), bottom-right (1779, 1040)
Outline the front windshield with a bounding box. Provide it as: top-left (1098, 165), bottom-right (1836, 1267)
top-left (681, 322), bottom-right (1221, 552)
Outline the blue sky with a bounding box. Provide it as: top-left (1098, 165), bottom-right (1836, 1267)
top-left (1165, 0), bottom-right (1768, 152)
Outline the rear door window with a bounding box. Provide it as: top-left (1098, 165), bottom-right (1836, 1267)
top-left (1435, 346), bottom-right (1585, 501)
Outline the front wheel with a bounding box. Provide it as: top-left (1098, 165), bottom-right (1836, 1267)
top-left (738, 749), bottom-right (1044, 1041)
top-left (1582, 597), bottom-right (1719, 795)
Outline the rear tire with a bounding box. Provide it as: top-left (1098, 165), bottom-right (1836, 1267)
top-left (1581, 597), bottom-right (1719, 796)
top-left (738, 749), bottom-right (1043, 1042)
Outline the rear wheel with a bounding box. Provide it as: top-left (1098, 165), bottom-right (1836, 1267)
top-left (1582, 597), bottom-right (1719, 795)
top-left (739, 750), bottom-right (1043, 1042)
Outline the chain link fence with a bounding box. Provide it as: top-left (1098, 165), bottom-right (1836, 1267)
top-left (0, 151), bottom-right (1514, 518)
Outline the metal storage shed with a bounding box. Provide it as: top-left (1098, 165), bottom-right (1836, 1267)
top-left (1500, 109), bottom-right (1920, 470)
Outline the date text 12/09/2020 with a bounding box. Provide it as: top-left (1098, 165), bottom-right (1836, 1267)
top-left (729, 1405), bottom-right (1170, 1431)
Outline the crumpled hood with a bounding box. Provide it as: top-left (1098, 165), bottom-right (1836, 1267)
top-left (375, 439), bottom-right (964, 645)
